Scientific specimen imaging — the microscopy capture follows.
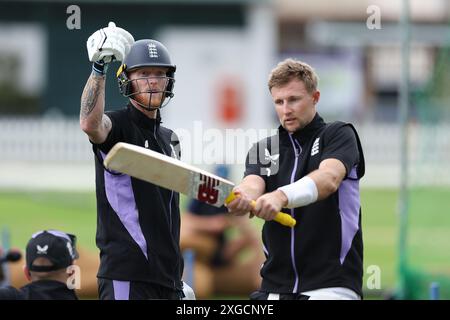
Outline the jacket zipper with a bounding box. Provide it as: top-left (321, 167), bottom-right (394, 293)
top-left (288, 134), bottom-right (301, 293)
top-left (153, 125), bottom-right (177, 290)
top-left (153, 126), bottom-right (173, 231)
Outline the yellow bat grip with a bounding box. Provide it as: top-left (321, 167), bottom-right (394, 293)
top-left (225, 192), bottom-right (296, 228)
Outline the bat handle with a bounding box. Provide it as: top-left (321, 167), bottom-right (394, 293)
top-left (225, 193), bottom-right (296, 228)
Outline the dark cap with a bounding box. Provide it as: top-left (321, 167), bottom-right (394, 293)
top-left (26, 230), bottom-right (79, 272)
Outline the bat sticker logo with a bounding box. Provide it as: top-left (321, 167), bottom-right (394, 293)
top-left (197, 174), bottom-right (219, 205)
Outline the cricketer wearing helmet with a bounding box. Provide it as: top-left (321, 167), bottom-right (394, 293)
top-left (116, 39), bottom-right (176, 111)
top-left (80, 22), bottom-right (194, 300)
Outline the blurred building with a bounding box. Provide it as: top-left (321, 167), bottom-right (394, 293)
top-left (1, 0), bottom-right (449, 120)
top-left (0, 0), bottom-right (277, 189)
top-left (0, 0), bottom-right (449, 189)
top-left (0, 0), bottom-right (275, 119)
top-left (276, 0), bottom-right (450, 122)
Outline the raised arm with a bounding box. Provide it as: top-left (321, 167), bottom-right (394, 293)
top-left (80, 73), bottom-right (111, 144)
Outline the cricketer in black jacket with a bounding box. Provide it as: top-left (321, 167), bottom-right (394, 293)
top-left (227, 58), bottom-right (365, 300)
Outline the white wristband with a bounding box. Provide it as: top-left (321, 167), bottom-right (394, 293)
top-left (277, 176), bottom-right (318, 209)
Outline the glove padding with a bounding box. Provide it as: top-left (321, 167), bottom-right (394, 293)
top-left (87, 21), bottom-right (134, 64)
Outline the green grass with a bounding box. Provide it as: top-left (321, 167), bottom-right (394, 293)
top-left (361, 188), bottom-right (398, 296)
top-left (0, 191), bottom-right (97, 250)
top-left (1, 187), bottom-right (449, 299)
top-left (406, 188), bottom-right (450, 274)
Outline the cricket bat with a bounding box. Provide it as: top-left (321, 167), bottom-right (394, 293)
top-left (104, 142), bottom-right (296, 228)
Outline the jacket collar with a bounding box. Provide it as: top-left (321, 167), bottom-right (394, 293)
top-left (127, 103), bottom-right (162, 130)
top-left (278, 112), bottom-right (326, 145)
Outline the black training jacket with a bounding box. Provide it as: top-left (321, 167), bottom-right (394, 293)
top-left (245, 113), bottom-right (365, 296)
top-left (92, 104), bottom-right (183, 291)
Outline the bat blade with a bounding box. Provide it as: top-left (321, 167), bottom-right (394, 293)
top-left (103, 142), bottom-right (234, 207)
top-left (104, 142), bottom-right (296, 227)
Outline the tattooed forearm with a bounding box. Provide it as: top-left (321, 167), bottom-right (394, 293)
top-left (80, 73), bottom-right (111, 144)
top-left (80, 74), bottom-right (104, 119)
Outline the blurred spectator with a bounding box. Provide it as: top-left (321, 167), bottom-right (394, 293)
top-left (0, 246), bottom-right (21, 286)
top-left (180, 166), bottom-right (264, 299)
top-left (9, 246), bottom-right (100, 299)
top-left (0, 230), bottom-right (79, 300)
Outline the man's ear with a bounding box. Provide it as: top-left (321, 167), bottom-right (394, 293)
top-left (67, 264), bottom-right (76, 277)
top-left (23, 265), bottom-right (31, 282)
top-left (313, 90), bottom-right (320, 104)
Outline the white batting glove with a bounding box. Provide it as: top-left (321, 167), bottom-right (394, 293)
top-left (86, 21), bottom-right (134, 64)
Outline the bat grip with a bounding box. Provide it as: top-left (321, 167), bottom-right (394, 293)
top-left (225, 193), bottom-right (296, 228)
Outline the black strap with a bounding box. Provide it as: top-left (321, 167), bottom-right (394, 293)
top-left (28, 265), bottom-right (60, 272)
top-left (345, 123), bottom-right (365, 179)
